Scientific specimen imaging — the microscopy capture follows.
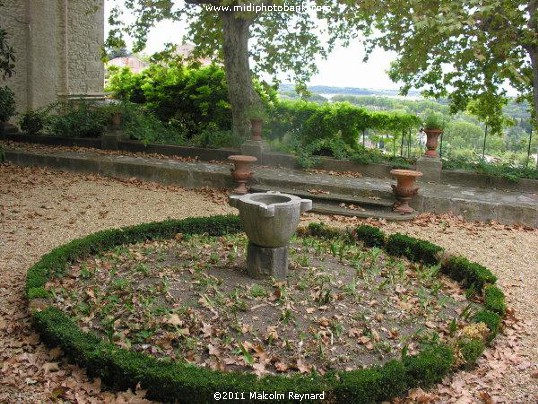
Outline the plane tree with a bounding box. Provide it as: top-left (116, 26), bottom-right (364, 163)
top-left (106, 0), bottom-right (371, 138)
top-left (359, 0), bottom-right (538, 132)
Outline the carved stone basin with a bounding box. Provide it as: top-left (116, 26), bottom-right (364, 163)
top-left (229, 191), bottom-right (312, 278)
top-left (229, 191), bottom-right (312, 248)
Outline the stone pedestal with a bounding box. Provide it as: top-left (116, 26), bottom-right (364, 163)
top-left (101, 130), bottom-right (125, 150)
top-left (247, 242), bottom-right (288, 279)
top-left (416, 156), bottom-right (442, 183)
top-left (241, 140), bottom-right (269, 164)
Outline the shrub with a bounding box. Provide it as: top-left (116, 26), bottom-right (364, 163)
top-left (385, 233), bottom-right (443, 265)
top-left (107, 62), bottom-right (277, 140)
top-left (402, 343), bottom-right (453, 387)
top-left (458, 338), bottom-right (485, 367)
top-left (19, 110), bottom-right (44, 135)
top-left (441, 256), bottom-right (497, 291)
top-left (0, 85), bottom-right (15, 122)
top-left (189, 124), bottom-right (242, 148)
top-left (307, 222), bottom-right (352, 242)
top-left (483, 285), bottom-right (506, 315)
top-left (354, 225), bottom-right (386, 248)
top-left (335, 365), bottom-right (406, 403)
top-left (472, 310), bottom-right (501, 342)
top-left (45, 101), bottom-right (108, 138)
top-left (105, 101), bottom-right (185, 145)
top-left (423, 111), bottom-right (445, 131)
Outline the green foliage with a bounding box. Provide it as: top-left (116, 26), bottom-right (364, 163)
top-left (269, 100), bottom-right (420, 147)
top-left (19, 100), bottom-right (186, 145)
top-left (443, 157), bottom-right (538, 182)
top-left (103, 101), bottom-right (184, 145)
top-left (27, 287), bottom-right (51, 299)
top-left (385, 233), bottom-right (443, 266)
top-left (0, 85), bottom-right (15, 122)
top-left (0, 27), bottom-right (15, 79)
top-left (106, 63), bottom-right (231, 137)
top-left (267, 99), bottom-right (420, 167)
top-left (354, 225), bottom-right (386, 248)
top-left (365, 0), bottom-right (537, 131)
top-left (245, 104), bottom-right (268, 121)
top-left (458, 338), bottom-right (485, 368)
top-left (18, 106), bottom-right (53, 135)
top-left (45, 102), bottom-right (108, 138)
top-left (106, 61), bottom-right (277, 143)
top-left (335, 361), bottom-right (408, 403)
top-left (483, 285), bottom-right (506, 315)
top-left (306, 222), bottom-right (352, 242)
top-left (189, 124), bottom-right (242, 148)
top-left (401, 343), bottom-right (454, 387)
top-left (472, 310), bottom-right (501, 342)
top-left (423, 111), bottom-right (445, 130)
top-left (441, 256), bottom-right (497, 292)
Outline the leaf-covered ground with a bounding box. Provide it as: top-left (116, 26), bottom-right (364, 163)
top-left (46, 232), bottom-right (472, 377)
top-left (1, 150), bottom-right (537, 402)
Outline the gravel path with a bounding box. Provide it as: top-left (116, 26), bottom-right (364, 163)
top-left (0, 162), bottom-right (536, 403)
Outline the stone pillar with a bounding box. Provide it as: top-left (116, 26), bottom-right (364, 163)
top-left (101, 129), bottom-right (125, 150)
top-left (246, 242), bottom-right (289, 279)
top-left (240, 140), bottom-right (269, 164)
top-left (416, 156), bottom-right (442, 183)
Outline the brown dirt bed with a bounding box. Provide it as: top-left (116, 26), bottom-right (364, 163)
top-left (45, 232), bottom-right (472, 377)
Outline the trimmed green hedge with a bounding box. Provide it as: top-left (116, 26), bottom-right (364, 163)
top-left (354, 224), bottom-right (386, 248)
top-left (441, 256), bottom-right (497, 291)
top-left (483, 285), bottom-right (507, 315)
top-left (458, 338), bottom-right (486, 367)
top-left (473, 310), bottom-right (502, 342)
top-left (27, 216), bottom-right (506, 402)
top-left (307, 222), bottom-right (353, 242)
top-left (385, 233), bottom-right (443, 266)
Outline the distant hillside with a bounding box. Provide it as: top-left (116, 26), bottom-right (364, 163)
top-left (279, 83), bottom-right (422, 98)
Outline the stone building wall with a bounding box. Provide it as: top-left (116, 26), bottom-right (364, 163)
top-left (0, 0), bottom-right (104, 118)
top-left (67, 0), bottom-right (105, 95)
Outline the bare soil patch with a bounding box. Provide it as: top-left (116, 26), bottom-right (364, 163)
top-left (45, 232), bottom-right (473, 377)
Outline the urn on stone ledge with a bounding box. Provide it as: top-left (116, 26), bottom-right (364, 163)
top-left (228, 154), bottom-right (257, 194)
top-left (390, 169), bottom-right (423, 214)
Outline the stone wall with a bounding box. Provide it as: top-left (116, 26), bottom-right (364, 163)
top-left (67, 0), bottom-right (105, 95)
top-left (0, 0), bottom-right (104, 118)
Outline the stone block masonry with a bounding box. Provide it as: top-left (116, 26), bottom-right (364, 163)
top-left (0, 0), bottom-right (104, 117)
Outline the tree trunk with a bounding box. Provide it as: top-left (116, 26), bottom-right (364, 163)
top-left (482, 124), bottom-right (488, 159)
top-left (527, 0), bottom-right (538, 128)
top-left (529, 45), bottom-right (538, 128)
top-left (220, 11), bottom-right (259, 139)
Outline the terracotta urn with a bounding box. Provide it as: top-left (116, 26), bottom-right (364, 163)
top-left (423, 129), bottom-right (442, 158)
top-left (250, 118), bottom-right (263, 141)
top-left (390, 169), bottom-right (423, 214)
top-left (228, 155), bottom-right (257, 194)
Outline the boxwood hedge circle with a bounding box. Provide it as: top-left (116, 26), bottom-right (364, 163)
top-left (26, 215), bottom-right (505, 403)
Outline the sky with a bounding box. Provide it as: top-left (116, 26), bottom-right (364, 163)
top-left (105, 2), bottom-right (401, 91)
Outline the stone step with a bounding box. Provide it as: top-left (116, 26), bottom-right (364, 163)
top-left (249, 186), bottom-right (417, 221)
top-left (313, 202), bottom-right (418, 221)
top-left (250, 185), bottom-right (394, 209)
